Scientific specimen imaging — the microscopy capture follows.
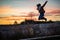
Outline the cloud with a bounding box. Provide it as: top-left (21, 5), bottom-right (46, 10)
top-left (0, 5), bottom-right (60, 18)
top-left (49, 9), bottom-right (60, 14)
top-left (0, 6), bottom-right (23, 17)
top-left (0, 6), bottom-right (13, 13)
top-left (27, 12), bottom-right (38, 16)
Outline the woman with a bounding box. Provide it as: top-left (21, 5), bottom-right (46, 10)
top-left (37, 1), bottom-right (48, 21)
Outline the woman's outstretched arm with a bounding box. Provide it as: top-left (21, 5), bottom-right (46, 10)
top-left (42, 1), bottom-right (48, 7)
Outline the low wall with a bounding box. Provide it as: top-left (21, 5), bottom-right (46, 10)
top-left (0, 22), bottom-right (60, 40)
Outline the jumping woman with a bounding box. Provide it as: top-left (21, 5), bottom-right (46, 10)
top-left (37, 1), bottom-right (48, 21)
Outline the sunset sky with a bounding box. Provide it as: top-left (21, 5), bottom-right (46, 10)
top-left (0, 0), bottom-right (60, 25)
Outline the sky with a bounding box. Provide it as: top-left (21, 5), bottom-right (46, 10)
top-left (0, 0), bottom-right (60, 25)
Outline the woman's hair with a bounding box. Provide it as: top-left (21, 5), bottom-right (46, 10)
top-left (37, 3), bottom-right (41, 7)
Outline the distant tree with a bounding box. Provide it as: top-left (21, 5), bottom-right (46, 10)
top-left (28, 12), bottom-right (34, 20)
top-left (14, 21), bottom-right (17, 24)
top-left (49, 20), bottom-right (53, 23)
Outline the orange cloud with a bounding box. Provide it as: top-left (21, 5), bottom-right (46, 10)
top-left (0, 6), bottom-right (12, 14)
top-left (49, 9), bottom-right (60, 14)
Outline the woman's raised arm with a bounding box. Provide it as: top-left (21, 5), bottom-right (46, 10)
top-left (42, 1), bottom-right (48, 7)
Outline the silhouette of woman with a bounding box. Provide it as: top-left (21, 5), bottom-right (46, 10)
top-left (37, 1), bottom-right (48, 21)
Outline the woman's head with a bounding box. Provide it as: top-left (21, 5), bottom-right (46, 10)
top-left (37, 3), bottom-right (41, 7)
